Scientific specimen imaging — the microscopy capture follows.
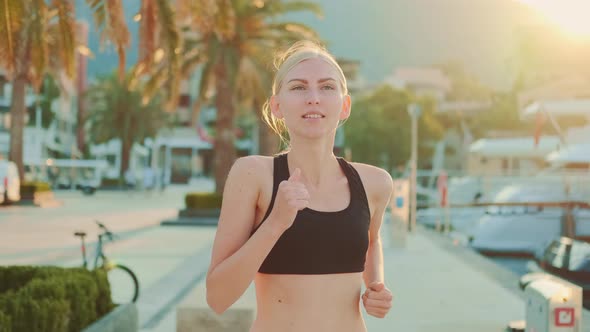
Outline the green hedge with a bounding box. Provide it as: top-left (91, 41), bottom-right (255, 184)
top-left (20, 182), bottom-right (51, 195)
top-left (185, 192), bottom-right (223, 209)
top-left (0, 266), bottom-right (115, 332)
top-left (0, 310), bottom-right (10, 332)
top-left (100, 178), bottom-right (121, 187)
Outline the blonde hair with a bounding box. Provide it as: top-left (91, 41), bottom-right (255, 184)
top-left (262, 40), bottom-right (348, 148)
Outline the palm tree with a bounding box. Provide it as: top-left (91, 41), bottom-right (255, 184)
top-left (132, 0), bottom-right (182, 110)
top-left (86, 72), bottom-right (169, 178)
top-left (0, 0), bottom-right (130, 180)
top-left (172, 0), bottom-right (323, 193)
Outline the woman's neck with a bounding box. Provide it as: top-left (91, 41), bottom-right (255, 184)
top-left (287, 139), bottom-right (339, 188)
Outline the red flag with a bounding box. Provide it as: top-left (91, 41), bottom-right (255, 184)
top-left (197, 124), bottom-right (214, 144)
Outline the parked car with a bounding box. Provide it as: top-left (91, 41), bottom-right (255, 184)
top-left (519, 237), bottom-right (590, 309)
top-left (0, 159), bottom-right (21, 204)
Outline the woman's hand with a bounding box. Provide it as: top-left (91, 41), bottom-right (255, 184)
top-left (362, 281), bottom-right (393, 318)
top-left (269, 168), bottom-right (310, 232)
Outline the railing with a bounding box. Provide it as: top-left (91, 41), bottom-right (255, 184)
top-left (412, 170), bottom-right (590, 207)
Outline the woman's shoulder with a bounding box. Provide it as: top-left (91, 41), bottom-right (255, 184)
top-left (230, 155), bottom-right (273, 182)
top-left (230, 155), bottom-right (274, 177)
top-left (348, 162), bottom-right (393, 201)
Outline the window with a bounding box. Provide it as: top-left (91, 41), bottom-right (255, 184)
top-left (178, 94), bottom-right (191, 107)
top-left (568, 241), bottom-right (590, 272)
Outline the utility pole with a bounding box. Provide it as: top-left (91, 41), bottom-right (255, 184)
top-left (407, 103), bottom-right (421, 232)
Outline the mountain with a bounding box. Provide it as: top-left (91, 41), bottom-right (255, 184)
top-left (76, 0), bottom-right (541, 90)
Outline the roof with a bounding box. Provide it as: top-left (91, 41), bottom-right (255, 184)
top-left (386, 67), bottom-right (452, 91)
top-left (545, 143), bottom-right (590, 164)
top-left (517, 75), bottom-right (590, 109)
top-left (522, 99), bottom-right (590, 120)
top-left (469, 136), bottom-right (561, 158)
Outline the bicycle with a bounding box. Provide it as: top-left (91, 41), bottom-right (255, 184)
top-left (74, 221), bottom-right (140, 303)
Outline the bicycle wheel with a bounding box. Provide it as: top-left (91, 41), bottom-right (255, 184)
top-left (106, 264), bottom-right (139, 303)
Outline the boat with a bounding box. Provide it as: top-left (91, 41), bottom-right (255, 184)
top-left (467, 143), bottom-right (590, 257)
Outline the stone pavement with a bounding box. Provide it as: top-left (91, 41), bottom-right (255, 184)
top-left (81, 219), bottom-right (587, 332)
top-left (3, 182), bottom-right (588, 331)
top-left (366, 226), bottom-right (525, 331)
top-left (168, 222), bottom-right (590, 332)
top-left (135, 223), bottom-right (551, 332)
top-left (51, 225), bottom-right (217, 331)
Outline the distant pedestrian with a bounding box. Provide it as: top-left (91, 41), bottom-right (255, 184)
top-left (143, 167), bottom-right (155, 195)
top-left (205, 41), bottom-right (394, 331)
top-left (159, 169), bottom-right (167, 193)
top-left (124, 169), bottom-right (135, 192)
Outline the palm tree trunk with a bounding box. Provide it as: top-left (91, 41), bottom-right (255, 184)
top-left (213, 60), bottom-right (236, 194)
top-left (9, 75), bottom-right (27, 181)
top-left (76, 98), bottom-right (86, 156)
top-left (120, 137), bottom-right (132, 179)
top-left (255, 99), bottom-right (280, 156)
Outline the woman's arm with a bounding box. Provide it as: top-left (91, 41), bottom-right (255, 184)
top-left (205, 156), bottom-right (284, 314)
top-left (206, 156), bottom-right (309, 314)
top-left (362, 168), bottom-right (393, 287)
top-left (358, 166), bottom-right (394, 318)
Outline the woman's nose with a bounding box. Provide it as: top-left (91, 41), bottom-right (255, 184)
top-left (306, 91), bottom-right (320, 105)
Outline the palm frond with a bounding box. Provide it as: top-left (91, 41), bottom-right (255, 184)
top-left (255, 22), bottom-right (319, 42)
top-left (197, 60), bottom-right (214, 103)
top-left (213, 0), bottom-right (236, 41)
top-left (85, 0), bottom-right (130, 79)
top-left (190, 0), bottom-right (218, 34)
top-left (235, 56), bottom-right (267, 104)
top-left (0, 0), bottom-right (25, 75)
top-left (154, 0), bottom-right (182, 111)
top-left (50, 0), bottom-right (76, 80)
top-left (27, 0), bottom-right (48, 89)
top-left (180, 48), bottom-right (204, 79)
top-left (87, 72), bottom-right (167, 146)
top-left (256, 0), bottom-right (323, 19)
top-left (138, 0), bottom-right (156, 65)
top-left (141, 64), bottom-right (168, 106)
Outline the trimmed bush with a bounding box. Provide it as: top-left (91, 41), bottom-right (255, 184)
top-left (20, 182), bottom-right (51, 195)
top-left (0, 280), bottom-right (70, 332)
top-left (0, 266), bottom-right (115, 332)
top-left (100, 178), bottom-right (121, 188)
top-left (0, 266), bottom-right (40, 294)
top-left (0, 310), bottom-right (11, 332)
top-left (91, 269), bottom-right (114, 318)
top-left (185, 192), bottom-right (223, 209)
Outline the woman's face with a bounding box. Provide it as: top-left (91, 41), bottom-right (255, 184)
top-left (271, 57), bottom-right (351, 140)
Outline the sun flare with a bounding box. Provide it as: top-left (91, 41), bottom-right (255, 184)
top-left (518, 0), bottom-right (590, 39)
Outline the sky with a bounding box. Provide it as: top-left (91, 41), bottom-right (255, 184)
top-left (516, 0), bottom-right (590, 39)
top-left (74, 0), bottom-right (588, 91)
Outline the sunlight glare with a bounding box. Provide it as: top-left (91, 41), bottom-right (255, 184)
top-left (518, 0), bottom-right (590, 39)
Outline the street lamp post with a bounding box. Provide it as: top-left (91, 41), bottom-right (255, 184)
top-left (407, 103), bottom-right (421, 232)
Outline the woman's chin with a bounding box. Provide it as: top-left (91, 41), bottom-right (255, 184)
top-left (292, 129), bottom-right (334, 141)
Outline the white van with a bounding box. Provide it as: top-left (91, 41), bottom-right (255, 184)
top-left (0, 160), bottom-right (20, 204)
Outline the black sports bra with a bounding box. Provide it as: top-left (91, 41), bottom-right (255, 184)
top-left (251, 153), bottom-right (371, 274)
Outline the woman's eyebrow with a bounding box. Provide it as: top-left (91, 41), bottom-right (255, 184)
top-left (287, 78), bottom-right (336, 84)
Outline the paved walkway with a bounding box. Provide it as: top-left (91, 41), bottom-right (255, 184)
top-left (138, 222), bottom-right (575, 332)
top-left (367, 226), bottom-right (525, 331)
top-left (3, 182), bottom-right (587, 331)
top-left (155, 222), bottom-right (590, 332)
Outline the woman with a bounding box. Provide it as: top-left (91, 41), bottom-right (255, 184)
top-left (206, 40), bottom-right (394, 332)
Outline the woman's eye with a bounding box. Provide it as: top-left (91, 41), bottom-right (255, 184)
top-left (290, 85), bottom-right (305, 90)
top-left (322, 85), bottom-right (335, 90)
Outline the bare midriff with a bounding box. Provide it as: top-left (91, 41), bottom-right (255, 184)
top-left (249, 272), bottom-right (367, 332)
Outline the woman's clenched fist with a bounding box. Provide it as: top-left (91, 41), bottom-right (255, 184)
top-left (269, 168), bottom-right (310, 232)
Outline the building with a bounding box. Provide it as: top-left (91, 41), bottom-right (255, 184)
top-left (384, 67), bottom-right (452, 101)
top-left (467, 136), bottom-right (561, 176)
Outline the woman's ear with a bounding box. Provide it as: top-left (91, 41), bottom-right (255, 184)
top-left (270, 95), bottom-right (283, 119)
top-left (339, 94), bottom-right (351, 120)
